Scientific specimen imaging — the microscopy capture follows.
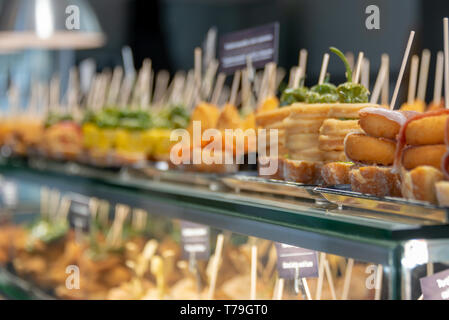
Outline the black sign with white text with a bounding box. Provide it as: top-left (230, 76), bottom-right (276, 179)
top-left (275, 243), bottom-right (319, 279)
top-left (420, 269), bottom-right (449, 300)
top-left (219, 22), bottom-right (279, 74)
top-left (180, 221), bottom-right (210, 260)
top-left (67, 193), bottom-right (91, 233)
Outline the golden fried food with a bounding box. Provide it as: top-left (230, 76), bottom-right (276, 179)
top-left (257, 96), bottom-right (279, 113)
top-left (216, 104), bottom-right (242, 131)
top-left (436, 181), bottom-right (449, 206)
top-left (358, 108), bottom-right (418, 140)
top-left (321, 162), bottom-right (353, 185)
top-left (401, 166), bottom-right (444, 204)
top-left (405, 114), bottom-right (449, 145)
top-left (283, 159), bottom-right (322, 184)
top-left (258, 156), bottom-right (284, 180)
top-left (402, 144), bottom-right (446, 170)
top-left (187, 102), bottom-right (221, 134)
top-left (400, 100), bottom-right (426, 112)
top-left (350, 166), bottom-right (401, 197)
top-left (344, 133), bottom-right (396, 166)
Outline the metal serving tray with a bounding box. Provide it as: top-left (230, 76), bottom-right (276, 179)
top-left (314, 186), bottom-right (449, 224)
top-left (222, 175), bottom-right (325, 201)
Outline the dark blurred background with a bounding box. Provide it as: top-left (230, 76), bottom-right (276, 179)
top-left (1, 0), bottom-right (449, 106)
top-left (76, 0), bottom-right (449, 101)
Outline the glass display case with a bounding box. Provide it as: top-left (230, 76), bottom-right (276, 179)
top-left (0, 157), bottom-right (447, 300)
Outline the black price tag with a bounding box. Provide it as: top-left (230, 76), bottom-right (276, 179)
top-left (67, 193), bottom-right (91, 233)
top-left (180, 221), bottom-right (210, 260)
top-left (420, 269), bottom-right (449, 300)
top-left (275, 243), bottom-right (319, 279)
top-left (219, 22), bottom-right (279, 74)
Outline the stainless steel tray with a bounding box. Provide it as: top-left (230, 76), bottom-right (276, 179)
top-left (314, 186), bottom-right (449, 224)
top-left (222, 175), bottom-right (325, 201)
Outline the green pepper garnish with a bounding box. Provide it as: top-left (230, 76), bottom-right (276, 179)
top-left (44, 112), bottom-right (74, 128)
top-left (306, 83), bottom-right (339, 103)
top-left (329, 47), bottom-right (370, 103)
top-left (280, 87), bottom-right (309, 106)
top-left (26, 218), bottom-right (69, 251)
top-left (336, 82), bottom-right (370, 103)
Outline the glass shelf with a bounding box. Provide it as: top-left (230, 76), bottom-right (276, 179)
top-left (1, 157), bottom-right (449, 299)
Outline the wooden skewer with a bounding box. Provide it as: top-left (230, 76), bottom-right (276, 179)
top-left (433, 51), bottom-right (444, 105)
top-left (207, 234), bottom-right (224, 299)
top-left (241, 70), bottom-right (251, 108)
top-left (293, 67), bottom-right (303, 88)
top-left (141, 59), bottom-right (152, 108)
top-left (341, 258), bottom-right (354, 300)
top-left (40, 187), bottom-right (49, 219)
top-left (417, 49), bottom-right (431, 102)
top-left (323, 258), bottom-right (337, 300)
top-left (390, 31), bottom-right (415, 110)
top-left (67, 67), bottom-right (79, 114)
top-left (229, 70), bottom-right (241, 106)
top-left (107, 66), bottom-right (123, 106)
top-left (58, 197), bottom-right (71, 222)
top-left (202, 59), bottom-right (219, 101)
top-left (152, 70), bottom-right (170, 105)
top-left (315, 252), bottom-right (326, 300)
top-left (302, 278), bottom-right (312, 300)
top-left (250, 245), bottom-right (257, 300)
top-left (370, 62), bottom-right (388, 104)
top-left (49, 189), bottom-right (61, 221)
top-left (381, 54), bottom-right (390, 105)
top-left (49, 75), bottom-right (60, 112)
top-left (211, 72), bottom-right (226, 106)
top-left (257, 66), bottom-right (269, 106)
top-left (444, 17), bottom-right (449, 108)
top-left (194, 47), bottom-right (203, 104)
top-left (299, 49), bottom-right (308, 81)
top-left (318, 54), bottom-right (330, 85)
top-left (353, 52), bottom-right (364, 84)
top-left (288, 66), bottom-right (297, 88)
top-left (275, 278), bottom-right (284, 300)
top-left (345, 52), bottom-right (355, 72)
top-left (407, 55), bottom-right (419, 104)
top-left (275, 68), bottom-right (286, 93)
top-left (361, 58), bottom-right (370, 89)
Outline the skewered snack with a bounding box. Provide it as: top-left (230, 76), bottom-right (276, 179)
top-left (395, 109), bottom-right (449, 171)
top-left (401, 166), bottom-right (444, 203)
top-left (349, 166), bottom-right (402, 197)
top-left (321, 162), bottom-right (353, 185)
top-left (344, 133), bottom-right (396, 166)
top-left (282, 159), bottom-right (322, 184)
top-left (42, 113), bottom-right (83, 160)
top-left (358, 108), bottom-right (418, 140)
top-left (436, 181), bottom-right (449, 206)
